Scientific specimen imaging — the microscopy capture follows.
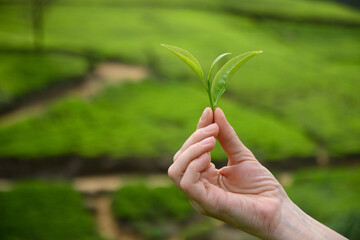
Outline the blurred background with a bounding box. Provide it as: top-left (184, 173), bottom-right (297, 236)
top-left (0, 0), bottom-right (359, 239)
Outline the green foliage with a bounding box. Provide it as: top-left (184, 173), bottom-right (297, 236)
top-left (0, 0), bottom-right (358, 160)
top-left (207, 52), bottom-right (231, 82)
top-left (22, 0), bottom-right (360, 25)
top-left (222, 0), bottom-right (360, 23)
top-left (0, 52), bottom-right (88, 105)
top-left (162, 44), bottom-right (262, 110)
top-left (179, 219), bottom-right (215, 239)
top-left (160, 44), bottom-right (205, 86)
top-left (285, 166), bottom-right (360, 232)
top-left (112, 184), bottom-right (195, 239)
top-left (331, 210), bottom-right (360, 239)
top-left (0, 80), bottom-right (315, 162)
top-left (0, 181), bottom-right (102, 240)
top-left (211, 50), bottom-right (262, 108)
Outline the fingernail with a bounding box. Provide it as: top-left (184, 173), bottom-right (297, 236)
top-left (203, 123), bottom-right (217, 132)
top-left (201, 137), bottom-right (213, 145)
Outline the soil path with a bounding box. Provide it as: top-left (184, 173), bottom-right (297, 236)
top-left (74, 174), bottom-right (171, 240)
top-left (86, 194), bottom-right (138, 240)
top-left (0, 62), bottom-right (148, 128)
top-left (73, 174), bottom-right (172, 194)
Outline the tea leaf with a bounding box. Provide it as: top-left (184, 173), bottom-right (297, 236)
top-left (211, 50), bottom-right (262, 107)
top-left (207, 52), bottom-right (231, 84)
top-left (161, 44), bottom-right (206, 89)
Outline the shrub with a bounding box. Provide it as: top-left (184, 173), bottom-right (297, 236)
top-left (285, 166), bottom-right (360, 230)
top-left (0, 181), bottom-right (102, 240)
top-left (112, 184), bottom-right (195, 239)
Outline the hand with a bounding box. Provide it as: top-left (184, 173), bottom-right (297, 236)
top-left (168, 107), bottom-right (283, 238)
top-left (168, 108), bottom-right (347, 240)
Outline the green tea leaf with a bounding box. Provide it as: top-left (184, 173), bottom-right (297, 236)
top-left (207, 52), bottom-right (231, 84)
top-left (161, 44), bottom-right (206, 89)
top-left (211, 50), bottom-right (262, 107)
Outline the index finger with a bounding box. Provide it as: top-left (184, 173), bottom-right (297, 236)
top-left (197, 107), bottom-right (213, 130)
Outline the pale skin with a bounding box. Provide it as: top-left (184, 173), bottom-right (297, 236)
top-left (168, 107), bottom-right (347, 240)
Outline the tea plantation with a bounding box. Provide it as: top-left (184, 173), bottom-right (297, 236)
top-left (0, 0), bottom-right (359, 163)
top-left (0, 0), bottom-right (359, 239)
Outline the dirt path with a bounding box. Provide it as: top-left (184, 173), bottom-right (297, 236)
top-left (86, 194), bottom-right (138, 240)
top-left (0, 62), bottom-right (148, 128)
top-left (73, 174), bottom-right (171, 194)
top-left (73, 174), bottom-right (171, 240)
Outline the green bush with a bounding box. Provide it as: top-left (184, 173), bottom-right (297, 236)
top-left (0, 52), bottom-right (88, 105)
top-left (0, 80), bottom-right (314, 162)
top-left (0, 181), bottom-right (102, 240)
top-left (0, 0), bottom-right (358, 161)
top-left (285, 166), bottom-right (360, 231)
top-left (331, 210), bottom-right (360, 239)
top-left (112, 184), bottom-right (195, 239)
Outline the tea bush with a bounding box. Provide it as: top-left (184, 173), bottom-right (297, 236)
top-left (0, 0), bottom-right (358, 162)
top-left (0, 52), bottom-right (88, 106)
top-left (0, 181), bottom-right (102, 240)
top-left (112, 184), bottom-right (195, 239)
top-left (285, 166), bottom-right (360, 235)
top-left (0, 81), bottom-right (315, 162)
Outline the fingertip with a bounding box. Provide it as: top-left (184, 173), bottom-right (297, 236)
top-left (205, 107), bottom-right (213, 114)
top-left (214, 108), bottom-right (225, 123)
top-left (202, 107), bottom-right (212, 118)
top-left (197, 107), bottom-right (213, 129)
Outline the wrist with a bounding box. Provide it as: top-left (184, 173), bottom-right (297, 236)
top-left (270, 195), bottom-right (347, 240)
top-left (270, 196), bottom-right (311, 240)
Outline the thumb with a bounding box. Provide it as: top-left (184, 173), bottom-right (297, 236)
top-left (214, 108), bottom-right (255, 165)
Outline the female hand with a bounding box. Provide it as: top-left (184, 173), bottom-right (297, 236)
top-left (168, 108), bottom-right (346, 240)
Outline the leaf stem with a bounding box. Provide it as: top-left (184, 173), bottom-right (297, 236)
top-left (207, 80), bottom-right (214, 113)
top-left (207, 90), bottom-right (214, 111)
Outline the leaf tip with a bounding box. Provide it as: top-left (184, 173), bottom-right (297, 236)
top-left (258, 50), bottom-right (263, 54)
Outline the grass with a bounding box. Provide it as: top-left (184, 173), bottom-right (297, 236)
top-left (0, 80), bottom-right (315, 162)
top-left (0, 181), bottom-right (102, 240)
top-left (0, 52), bottom-right (89, 106)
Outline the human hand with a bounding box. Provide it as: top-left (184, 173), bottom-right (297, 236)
top-left (168, 108), bottom-right (347, 240)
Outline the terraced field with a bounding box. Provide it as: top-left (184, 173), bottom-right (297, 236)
top-left (0, 0), bottom-right (359, 239)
